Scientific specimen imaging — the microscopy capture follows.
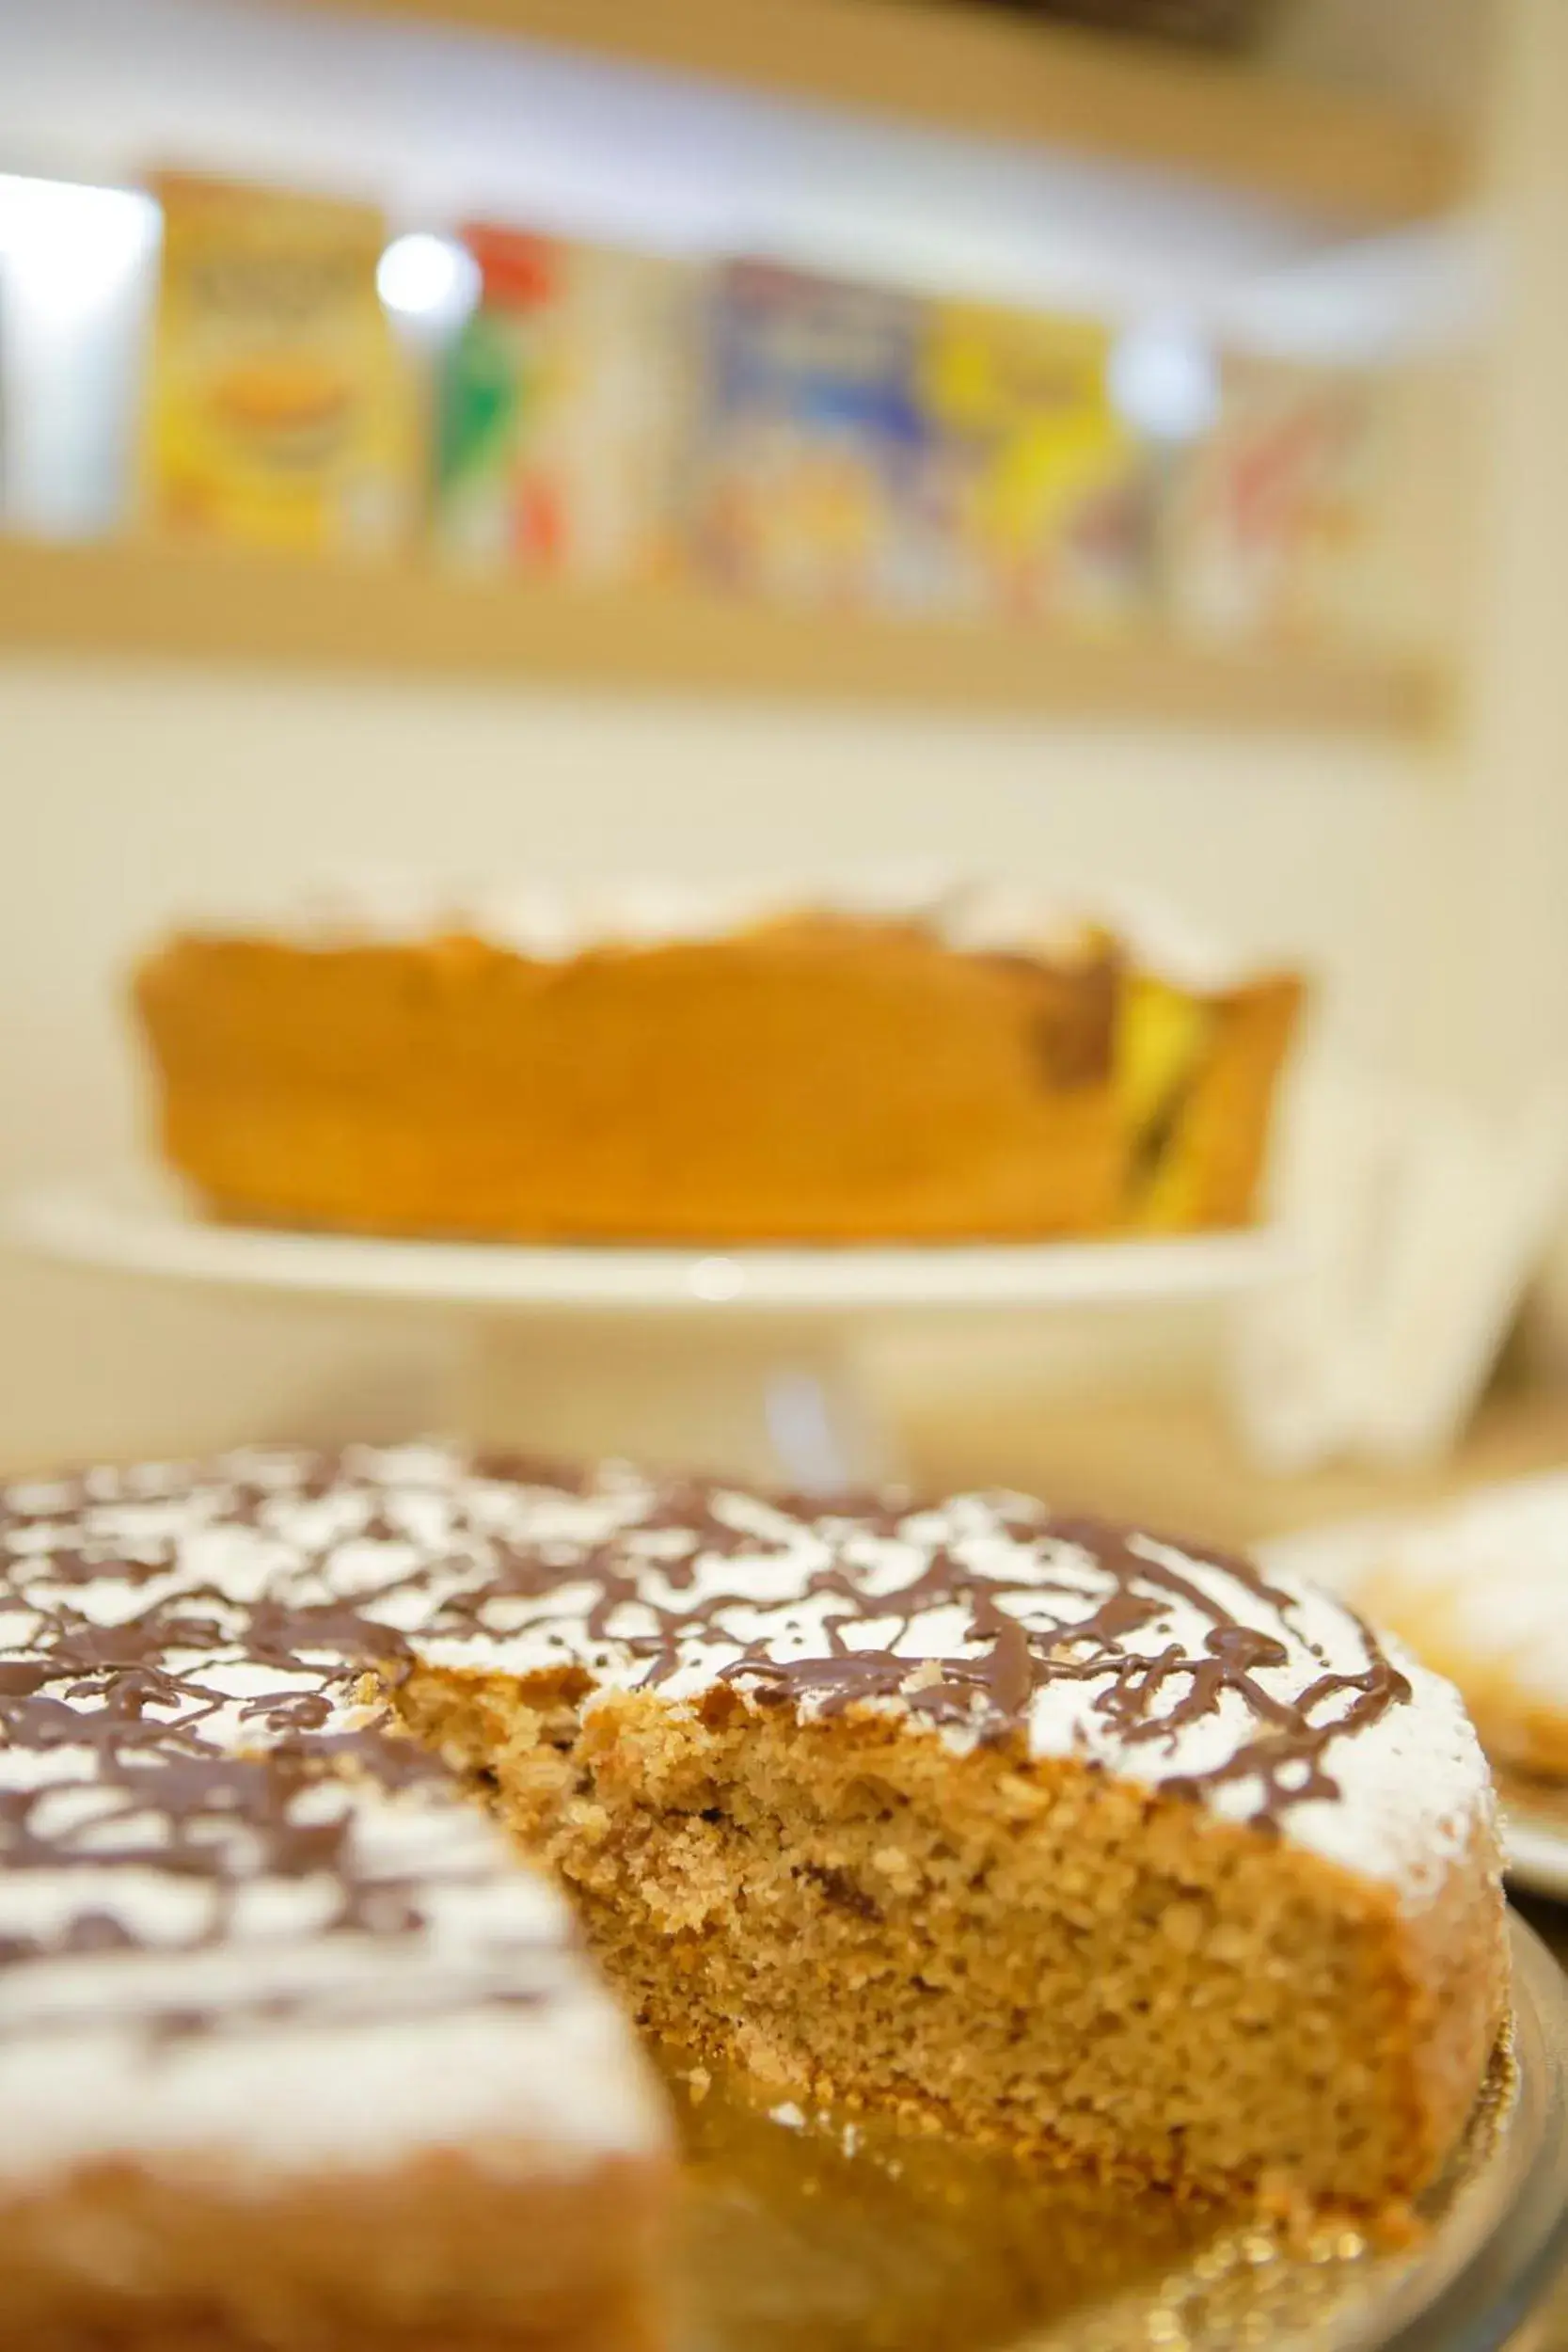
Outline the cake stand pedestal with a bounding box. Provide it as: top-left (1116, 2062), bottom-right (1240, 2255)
top-left (10, 1175), bottom-right (1286, 1492)
top-left (454, 1312), bottom-right (897, 1487)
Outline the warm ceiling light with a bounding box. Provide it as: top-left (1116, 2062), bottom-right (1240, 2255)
top-left (376, 231), bottom-right (479, 326)
top-left (1109, 321), bottom-right (1219, 444)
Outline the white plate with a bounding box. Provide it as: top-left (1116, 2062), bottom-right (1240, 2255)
top-left (8, 1173), bottom-right (1288, 1316)
top-left (1503, 1801), bottom-right (1568, 1903)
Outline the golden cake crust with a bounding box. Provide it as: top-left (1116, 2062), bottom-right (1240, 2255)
top-left (132, 914), bottom-right (1300, 1244)
top-left (0, 2150), bottom-right (667, 2352)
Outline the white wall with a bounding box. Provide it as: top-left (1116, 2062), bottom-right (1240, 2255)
top-left (0, 653), bottom-right (1456, 1467)
top-left (1269, 0), bottom-right (1486, 115)
top-left (1456, 0), bottom-right (1568, 1359)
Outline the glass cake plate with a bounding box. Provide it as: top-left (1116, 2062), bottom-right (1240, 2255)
top-left (673, 1913), bottom-right (1568, 2352)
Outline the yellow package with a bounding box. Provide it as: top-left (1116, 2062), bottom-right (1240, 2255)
top-left (920, 303), bottom-right (1151, 629)
top-left (144, 174), bottom-right (415, 554)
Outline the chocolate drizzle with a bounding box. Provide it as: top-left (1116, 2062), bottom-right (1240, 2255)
top-left (409, 1467), bottom-right (1412, 1829)
top-left (689, 1509), bottom-right (1414, 1828)
top-left (0, 1454), bottom-right (578, 2056)
top-left (0, 1446), bottom-right (1423, 2057)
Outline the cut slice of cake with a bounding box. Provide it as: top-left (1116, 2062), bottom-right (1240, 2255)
top-left (0, 1453), bottom-right (672, 2352)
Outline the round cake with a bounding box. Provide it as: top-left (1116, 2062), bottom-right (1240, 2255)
top-left (0, 1441), bottom-right (1504, 2344)
top-left (131, 881), bottom-right (1304, 1244)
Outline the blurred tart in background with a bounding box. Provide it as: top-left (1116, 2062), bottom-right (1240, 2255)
top-left (1266, 1474), bottom-right (1568, 1787)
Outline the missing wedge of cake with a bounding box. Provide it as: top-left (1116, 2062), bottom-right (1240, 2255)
top-left (0, 1441), bottom-right (1506, 2339)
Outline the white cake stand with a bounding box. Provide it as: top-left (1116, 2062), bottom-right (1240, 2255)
top-left (10, 1174), bottom-right (1287, 1492)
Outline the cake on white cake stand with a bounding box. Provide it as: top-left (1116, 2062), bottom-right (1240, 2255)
top-left (12, 1172), bottom-right (1285, 1492)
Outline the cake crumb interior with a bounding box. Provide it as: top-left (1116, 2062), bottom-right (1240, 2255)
top-left (394, 1665), bottom-right (1506, 2217)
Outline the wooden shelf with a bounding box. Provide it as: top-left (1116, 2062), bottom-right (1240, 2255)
top-left (0, 536), bottom-right (1439, 733)
top-left (307, 0), bottom-right (1465, 228)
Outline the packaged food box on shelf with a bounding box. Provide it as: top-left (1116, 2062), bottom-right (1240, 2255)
top-left (1160, 353), bottom-right (1383, 647)
top-left (142, 172), bottom-right (418, 555)
top-left (685, 260), bottom-right (938, 612)
top-left (434, 226), bottom-right (695, 580)
top-left (917, 298), bottom-right (1157, 631)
